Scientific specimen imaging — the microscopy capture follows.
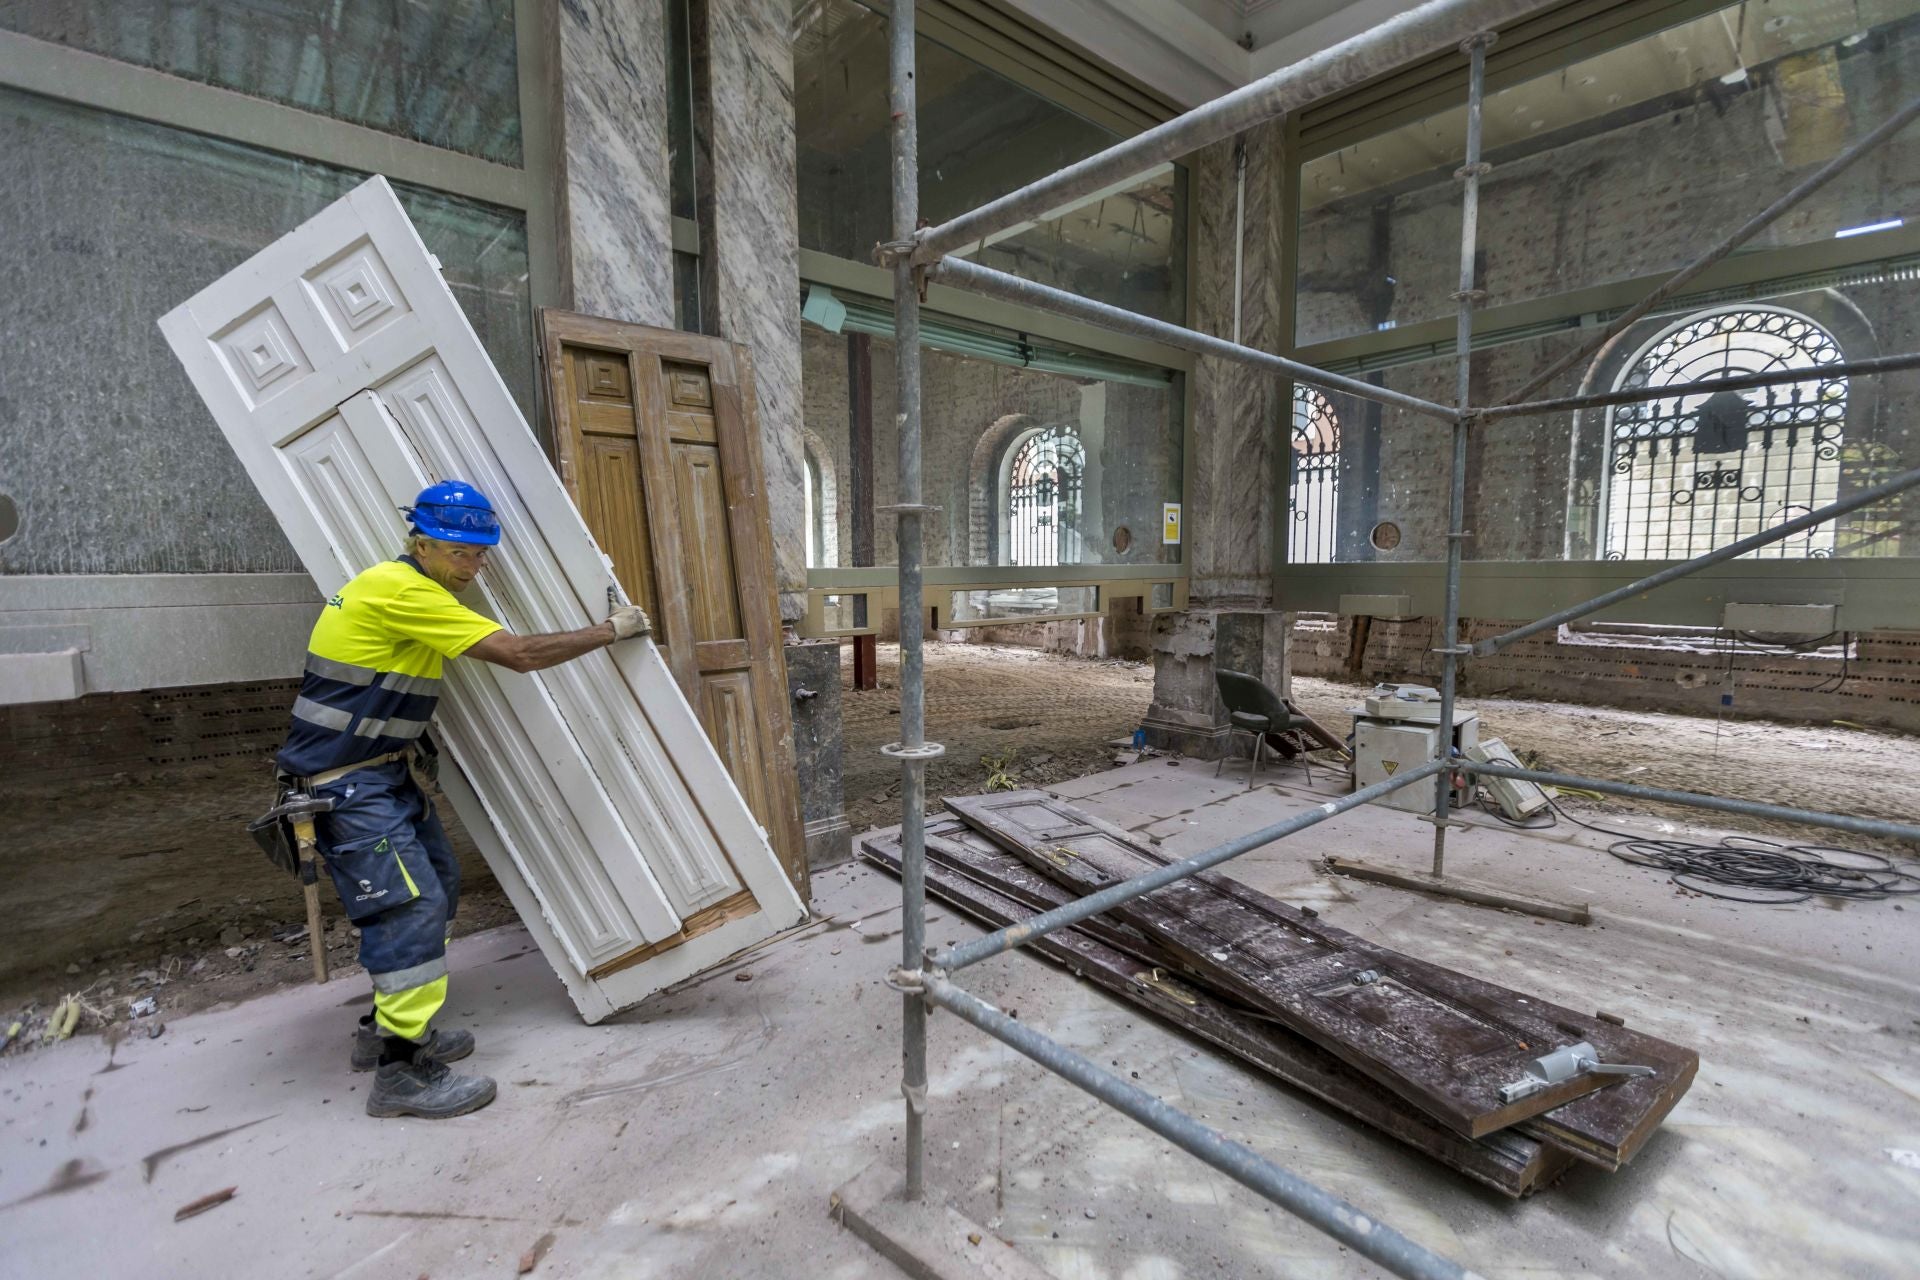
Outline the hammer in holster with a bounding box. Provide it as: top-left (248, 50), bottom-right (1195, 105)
top-left (256, 792), bottom-right (336, 984)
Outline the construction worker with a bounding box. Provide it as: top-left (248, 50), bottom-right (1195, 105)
top-left (276, 480), bottom-right (650, 1119)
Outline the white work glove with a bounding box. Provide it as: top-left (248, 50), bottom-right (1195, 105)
top-left (609, 604), bottom-right (652, 641)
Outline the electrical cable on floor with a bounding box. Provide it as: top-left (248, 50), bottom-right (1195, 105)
top-left (1541, 791), bottom-right (1920, 905)
top-left (1476, 794), bottom-right (1558, 830)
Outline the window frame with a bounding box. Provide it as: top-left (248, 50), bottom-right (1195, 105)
top-left (1270, 0), bottom-right (1920, 630)
top-left (792, 3), bottom-right (1195, 634)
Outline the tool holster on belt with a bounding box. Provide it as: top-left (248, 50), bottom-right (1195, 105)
top-left (248, 790), bottom-right (336, 879)
top-left (249, 785), bottom-right (339, 984)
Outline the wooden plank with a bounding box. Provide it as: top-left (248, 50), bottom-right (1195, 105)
top-left (946, 791), bottom-right (1697, 1141)
top-left (1283, 698), bottom-right (1351, 758)
top-left (1325, 856), bottom-right (1592, 925)
top-left (860, 820), bottom-right (1574, 1199)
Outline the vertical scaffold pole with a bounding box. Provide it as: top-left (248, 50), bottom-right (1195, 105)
top-left (885, 0), bottom-right (940, 1203)
top-left (1432, 33), bottom-right (1493, 877)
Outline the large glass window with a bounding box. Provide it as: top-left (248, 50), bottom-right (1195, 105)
top-left (792, 0), bottom-right (1186, 323)
top-left (0, 0), bottom-right (522, 165)
top-left (0, 88), bottom-right (533, 576)
top-left (1295, 1), bottom-right (1920, 347)
top-left (799, 296), bottom-right (1183, 574)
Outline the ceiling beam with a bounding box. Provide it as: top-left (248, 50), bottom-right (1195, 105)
top-left (994, 0), bottom-right (1251, 107)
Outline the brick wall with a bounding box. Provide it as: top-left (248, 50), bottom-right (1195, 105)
top-left (1, 680), bottom-right (296, 786)
top-left (1291, 615), bottom-right (1920, 731)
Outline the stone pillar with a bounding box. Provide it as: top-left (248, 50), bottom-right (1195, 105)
top-left (549, 0), bottom-right (677, 329)
top-left (1143, 123), bottom-right (1292, 758)
top-left (785, 639), bottom-right (851, 871)
top-left (690, 0), bottom-right (808, 624)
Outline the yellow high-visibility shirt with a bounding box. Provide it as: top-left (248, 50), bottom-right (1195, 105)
top-left (277, 556), bottom-right (502, 777)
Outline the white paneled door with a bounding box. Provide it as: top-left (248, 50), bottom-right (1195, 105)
top-left (159, 177), bottom-right (806, 1022)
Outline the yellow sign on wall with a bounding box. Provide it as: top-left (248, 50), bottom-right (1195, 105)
top-left (1162, 502), bottom-right (1181, 545)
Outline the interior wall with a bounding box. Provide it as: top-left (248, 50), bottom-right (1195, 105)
top-left (798, 325), bottom-right (1180, 571)
top-left (1292, 614), bottom-right (1920, 731)
top-left (1293, 40), bottom-right (1920, 565)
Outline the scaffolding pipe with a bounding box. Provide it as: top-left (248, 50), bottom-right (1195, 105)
top-left (1432, 35), bottom-right (1493, 878)
top-left (1476, 350), bottom-right (1920, 422)
top-left (887, 0), bottom-right (933, 1203)
top-left (1472, 457), bottom-right (1920, 656)
top-left (933, 255), bottom-right (1458, 421)
top-left (931, 759), bottom-right (1448, 973)
top-left (913, 0), bottom-right (1555, 265)
top-left (919, 975), bottom-right (1479, 1280)
top-left (1502, 92), bottom-right (1920, 405)
top-left (1463, 762), bottom-right (1920, 844)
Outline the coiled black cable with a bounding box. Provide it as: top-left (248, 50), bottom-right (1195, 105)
top-left (1548, 796), bottom-right (1920, 905)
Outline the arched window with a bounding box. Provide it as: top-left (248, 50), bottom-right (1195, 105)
top-left (1603, 306), bottom-right (1846, 561)
top-left (803, 439), bottom-right (838, 568)
top-left (804, 447), bottom-right (821, 568)
top-left (1005, 425), bottom-right (1084, 566)
top-left (1289, 386), bottom-right (1340, 563)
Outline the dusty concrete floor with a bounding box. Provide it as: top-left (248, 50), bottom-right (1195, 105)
top-left (3, 753), bottom-right (1917, 1278)
top-left (4, 646), bottom-right (1917, 1046)
top-left (1291, 675), bottom-right (1920, 851)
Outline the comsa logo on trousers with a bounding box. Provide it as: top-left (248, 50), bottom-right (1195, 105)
top-left (353, 838), bottom-right (395, 905)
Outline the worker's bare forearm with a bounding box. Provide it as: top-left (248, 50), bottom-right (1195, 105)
top-left (466, 623), bottom-right (614, 673)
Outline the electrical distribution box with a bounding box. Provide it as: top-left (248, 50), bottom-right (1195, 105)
top-left (1354, 721), bottom-right (1477, 813)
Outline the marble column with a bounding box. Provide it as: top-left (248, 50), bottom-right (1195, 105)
top-left (1143, 123), bottom-right (1292, 758)
top-left (691, 0), bottom-right (808, 623)
top-left (550, 0), bottom-right (677, 329)
top-left (785, 639), bottom-right (851, 871)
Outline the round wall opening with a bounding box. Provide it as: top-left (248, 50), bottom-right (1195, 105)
top-left (1370, 520), bottom-right (1402, 552)
top-left (0, 494), bottom-right (18, 545)
top-left (1111, 525), bottom-right (1132, 553)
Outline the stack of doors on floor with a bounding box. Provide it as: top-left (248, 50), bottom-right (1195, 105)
top-left (862, 790), bottom-right (1698, 1198)
top-left (160, 177), bottom-right (807, 1023)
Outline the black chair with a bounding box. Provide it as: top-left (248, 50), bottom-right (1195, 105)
top-left (1213, 669), bottom-right (1315, 790)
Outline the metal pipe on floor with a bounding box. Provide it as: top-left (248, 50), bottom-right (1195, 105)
top-left (931, 759), bottom-right (1448, 973)
top-left (1462, 762), bottom-right (1920, 845)
top-left (1500, 92), bottom-right (1920, 406)
top-left (1472, 457), bottom-right (1920, 656)
top-left (919, 975), bottom-right (1479, 1280)
top-left (933, 255), bottom-right (1458, 422)
top-left (912, 0), bottom-right (1555, 265)
top-left (886, 0), bottom-right (934, 1204)
top-left (1431, 34), bottom-right (1493, 879)
top-left (1478, 350), bottom-right (1920, 423)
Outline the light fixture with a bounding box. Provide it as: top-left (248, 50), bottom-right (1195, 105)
top-left (1835, 218), bottom-right (1905, 239)
top-left (800, 285), bottom-right (847, 332)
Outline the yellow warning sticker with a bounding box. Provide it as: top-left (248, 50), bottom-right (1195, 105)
top-left (1382, 760), bottom-right (1399, 775)
top-left (1162, 503), bottom-right (1181, 545)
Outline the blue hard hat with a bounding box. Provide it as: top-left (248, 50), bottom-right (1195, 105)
top-left (403, 480), bottom-right (501, 546)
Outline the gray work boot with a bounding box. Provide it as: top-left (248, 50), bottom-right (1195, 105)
top-left (364, 1033), bottom-right (497, 1119)
top-left (351, 1014), bottom-right (473, 1072)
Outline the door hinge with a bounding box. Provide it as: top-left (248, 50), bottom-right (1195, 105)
top-left (1497, 1041), bottom-right (1654, 1104)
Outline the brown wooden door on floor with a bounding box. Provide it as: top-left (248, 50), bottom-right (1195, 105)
top-left (541, 310), bottom-right (808, 898)
top-left (946, 790), bottom-right (1695, 1140)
